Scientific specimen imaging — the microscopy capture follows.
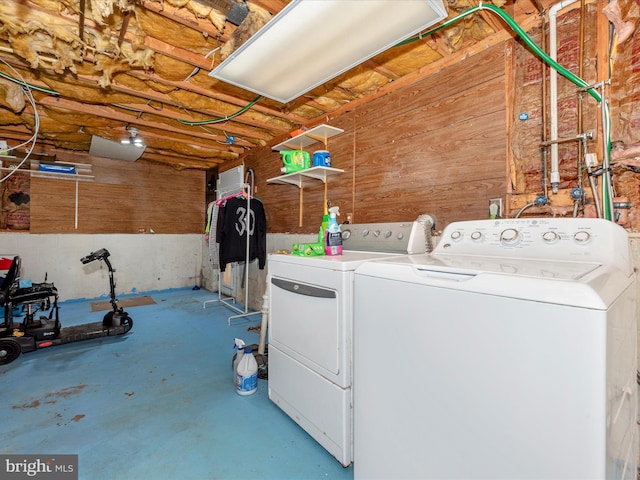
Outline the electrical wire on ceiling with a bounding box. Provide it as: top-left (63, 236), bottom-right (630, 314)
top-left (0, 71), bottom-right (60, 96)
top-left (178, 4), bottom-right (607, 150)
top-left (178, 95), bottom-right (263, 125)
top-left (107, 48), bottom-right (224, 135)
top-left (0, 59), bottom-right (42, 184)
top-left (183, 48), bottom-right (221, 82)
top-left (399, 2), bottom-right (601, 102)
top-left (179, 4), bottom-right (607, 143)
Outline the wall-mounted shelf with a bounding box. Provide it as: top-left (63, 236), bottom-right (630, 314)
top-left (30, 171), bottom-right (95, 181)
top-left (0, 156), bottom-right (94, 182)
top-left (266, 167), bottom-right (344, 187)
top-left (0, 156), bottom-right (94, 230)
top-left (0, 166), bottom-right (94, 182)
top-left (270, 125), bottom-right (344, 228)
top-left (273, 124), bottom-right (344, 151)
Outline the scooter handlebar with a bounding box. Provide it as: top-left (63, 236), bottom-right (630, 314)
top-left (81, 248), bottom-right (110, 264)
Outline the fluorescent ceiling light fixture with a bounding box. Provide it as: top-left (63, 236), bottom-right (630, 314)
top-left (209, 0), bottom-right (448, 103)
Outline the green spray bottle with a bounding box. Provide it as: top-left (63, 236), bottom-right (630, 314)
top-left (318, 200), bottom-right (330, 244)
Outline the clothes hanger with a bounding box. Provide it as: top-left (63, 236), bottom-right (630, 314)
top-left (215, 184), bottom-right (253, 206)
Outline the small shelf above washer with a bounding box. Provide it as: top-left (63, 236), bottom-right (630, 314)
top-left (267, 166), bottom-right (344, 187)
top-left (273, 124), bottom-right (344, 151)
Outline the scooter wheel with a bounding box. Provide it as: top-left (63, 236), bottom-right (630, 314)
top-left (0, 338), bottom-right (21, 365)
top-left (103, 311), bottom-right (133, 334)
top-left (120, 314), bottom-right (133, 334)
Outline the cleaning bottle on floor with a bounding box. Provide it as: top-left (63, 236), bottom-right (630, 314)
top-left (233, 338), bottom-right (245, 387)
top-left (236, 348), bottom-right (258, 396)
top-left (325, 206), bottom-right (342, 256)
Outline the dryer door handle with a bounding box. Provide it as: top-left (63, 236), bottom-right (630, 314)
top-left (271, 277), bottom-right (336, 299)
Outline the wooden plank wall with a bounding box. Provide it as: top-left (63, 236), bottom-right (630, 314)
top-left (242, 44), bottom-right (508, 233)
top-left (29, 156), bottom-right (205, 233)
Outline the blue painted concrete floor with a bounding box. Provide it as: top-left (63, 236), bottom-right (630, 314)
top-left (1, 288), bottom-right (354, 480)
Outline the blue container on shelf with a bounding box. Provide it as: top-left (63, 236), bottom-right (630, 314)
top-left (312, 150), bottom-right (331, 167)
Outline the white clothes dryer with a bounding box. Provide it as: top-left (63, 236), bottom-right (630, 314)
top-left (268, 221), bottom-right (427, 466)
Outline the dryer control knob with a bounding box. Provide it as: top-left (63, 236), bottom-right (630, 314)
top-left (500, 228), bottom-right (520, 245)
top-left (471, 231), bottom-right (483, 241)
top-left (450, 231), bottom-right (463, 241)
top-left (384, 230), bottom-right (392, 238)
top-left (342, 230), bottom-right (351, 240)
top-left (574, 230), bottom-right (591, 243)
top-left (542, 231), bottom-right (559, 243)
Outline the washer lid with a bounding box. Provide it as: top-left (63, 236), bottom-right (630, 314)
top-left (355, 254), bottom-right (633, 309)
top-left (412, 253), bottom-right (601, 281)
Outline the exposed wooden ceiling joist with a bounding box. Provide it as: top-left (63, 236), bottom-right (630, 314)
top-left (0, 0), bottom-right (551, 170)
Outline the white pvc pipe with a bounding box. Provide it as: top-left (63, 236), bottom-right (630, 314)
top-left (258, 285), bottom-right (268, 355)
top-left (548, 0), bottom-right (579, 194)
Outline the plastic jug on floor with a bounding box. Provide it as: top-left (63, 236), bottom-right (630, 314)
top-left (233, 338), bottom-right (245, 387)
top-left (236, 348), bottom-right (258, 396)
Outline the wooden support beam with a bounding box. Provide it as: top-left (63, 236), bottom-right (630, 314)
top-left (38, 96), bottom-right (251, 146)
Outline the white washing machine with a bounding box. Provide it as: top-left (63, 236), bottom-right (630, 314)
top-left (267, 221), bottom-right (427, 466)
top-left (353, 218), bottom-right (637, 480)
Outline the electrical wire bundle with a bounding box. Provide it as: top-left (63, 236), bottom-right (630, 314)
top-left (0, 58), bottom-right (45, 184)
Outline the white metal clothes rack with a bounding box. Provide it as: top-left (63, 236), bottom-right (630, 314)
top-left (203, 168), bottom-right (261, 324)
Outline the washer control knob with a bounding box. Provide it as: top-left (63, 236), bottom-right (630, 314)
top-left (342, 229), bottom-right (351, 240)
top-left (384, 230), bottom-right (392, 238)
top-left (470, 231), bottom-right (483, 241)
top-left (450, 231), bottom-right (463, 241)
top-left (542, 231), bottom-right (559, 243)
top-left (574, 230), bottom-right (591, 243)
top-left (500, 228), bottom-right (520, 245)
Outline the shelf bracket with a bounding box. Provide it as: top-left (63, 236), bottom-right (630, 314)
top-left (299, 187), bottom-right (303, 227)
